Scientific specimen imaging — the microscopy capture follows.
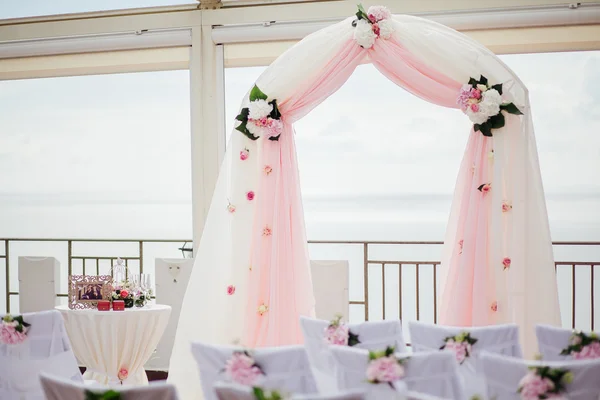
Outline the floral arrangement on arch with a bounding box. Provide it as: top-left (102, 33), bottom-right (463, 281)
top-left (235, 85), bottom-right (283, 141)
top-left (441, 331), bottom-right (478, 365)
top-left (517, 366), bottom-right (573, 400)
top-left (366, 346), bottom-right (407, 388)
top-left (324, 314), bottom-right (361, 346)
top-left (352, 4), bottom-right (394, 49)
top-left (252, 387), bottom-right (287, 400)
top-left (457, 75), bottom-right (523, 137)
top-left (0, 314), bottom-right (30, 345)
top-left (560, 330), bottom-right (600, 359)
top-left (225, 350), bottom-right (265, 386)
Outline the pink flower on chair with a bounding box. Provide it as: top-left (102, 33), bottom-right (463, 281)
top-left (366, 347), bottom-right (406, 386)
top-left (1, 314), bottom-right (30, 345)
top-left (118, 367), bottom-right (128, 382)
top-left (441, 332), bottom-right (477, 364)
top-left (225, 351), bottom-right (264, 386)
top-left (502, 257), bottom-right (512, 270)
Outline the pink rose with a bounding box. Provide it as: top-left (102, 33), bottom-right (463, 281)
top-left (246, 191), bottom-right (255, 201)
top-left (227, 203), bottom-right (236, 213)
top-left (264, 165), bottom-right (273, 175)
top-left (118, 367), bottom-right (128, 381)
top-left (225, 352), bottom-right (263, 386)
top-left (239, 149), bottom-right (249, 161)
top-left (470, 103), bottom-right (480, 112)
top-left (120, 290), bottom-right (129, 299)
top-left (324, 324), bottom-right (349, 346)
top-left (481, 184), bottom-right (491, 193)
top-left (491, 301), bottom-right (498, 312)
top-left (589, 341), bottom-right (600, 358)
top-left (502, 257), bottom-right (511, 270)
top-left (366, 356), bottom-right (404, 383)
top-left (0, 325), bottom-right (27, 345)
top-left (573, 343), bottom-right (600, 359)
top-left (367, 5), bottom-right (391, 22)
top-left (371, 23), bottom-right (380, 37)
top-left (470, 88), bottom-right (482, 99)
top-left (502, 202), bottom-right (512, 212)
top-left (227, 285), bottom-right (236, 296)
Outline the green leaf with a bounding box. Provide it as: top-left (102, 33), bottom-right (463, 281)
top-left (269, 100), bottom-right (281, 120)
top-left (252, 387), bottom-right (267, 400)
top-left (477, 184), bottom-right (486, 192)
top-left (249, 85), bottom-right (268, 102)
top-left (473, 124), bottom-right (481, 132)
top-left (368, 351), bottom-right (377, 361)
top-left (85, 390), bottom-right (121, 400)
top-left (479, 122), bottom-right (493, 137)
top-left (468, 77), bottom-right (478, 88)
top-left (500, 102), bottom-right (523, 115)
top-left (268, 135), bottom-right (280, 141)
top-left (489, 113), bottom-right (505, 129)
top-left (479, 75), bottom-right (488, 85)
top-left (235, 107), bottom-right (249, 122)
top-left (348, 332), bottom-right (361, 347)
top-left (491, 83), bottom-right (503, 95)
top-left (356, 4), bottom-right (369, 20)
top-left (384, 346), bottom-right (395, 357)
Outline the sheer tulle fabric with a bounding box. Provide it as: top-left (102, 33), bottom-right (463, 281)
top-left (169, 13), bottom-right (560, 399)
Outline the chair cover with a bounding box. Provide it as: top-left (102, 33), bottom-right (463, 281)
top-left (191, 342), bottom-right (318, 400)
top-left (0, 310), bottom-right (82, 400)
top-left (408, 321), bottom-right (521, 398)
top-left (300, 316), bottom-right (406, 394)
top-left (40, 373), bottom-right (180, 400)
top-left (406, 392), bottom-right (448, 400)
top-left (480, 352), bottom-right (600, 400)
top-left (329, 346), bottom-right (464, 400)
top-left (214, 382), bottom-right (366, 400)
top-left (535, 324), bottom-right (580, 361)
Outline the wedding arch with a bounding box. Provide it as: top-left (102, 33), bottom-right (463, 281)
top-left (169, 6), bottom-right (560, 398)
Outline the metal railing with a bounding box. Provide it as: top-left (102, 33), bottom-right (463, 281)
top-left (2, 238), bottom-right (598, 330)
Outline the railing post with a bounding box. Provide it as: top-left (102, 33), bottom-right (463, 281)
top-left (139, 241), bottom-right (144, 274)
top-left (5, 240), bottom-right (9, 314)
top-left (68, 240), bottom-right (73, 276)
top-left (363, 242), bottom-right (369, 321)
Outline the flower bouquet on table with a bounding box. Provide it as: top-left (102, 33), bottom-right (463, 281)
top-left (111, 281), bottom-right (150, 309)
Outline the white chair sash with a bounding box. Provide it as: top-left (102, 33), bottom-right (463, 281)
top-left (480, 351), bottom-right (600, 400)
top-left (191, 342), bottom-right (318, 400)
top-left (300, 316), bottom-right (406, 394)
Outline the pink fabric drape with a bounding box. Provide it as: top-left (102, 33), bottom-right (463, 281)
top-left (243, 37), bottom-right (483, 347)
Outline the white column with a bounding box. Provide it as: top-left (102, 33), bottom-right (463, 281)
top-left (189, 24), bottom-right (226, 253)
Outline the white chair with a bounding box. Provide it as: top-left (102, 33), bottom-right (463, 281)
top-left (40, 373), bottom-right (179, 400)
top-left (480, 351), bottom-right (600, 400)
top-left (535, 324), bottom-right (592, 361)
top-left (191, 342), bottom-right (318, 400)
top-left (330, 346), bottom-right (464, 400)
top-left (214, 382), bottom-right (366, 400)
top-left (408, 321), bottom-right (521, 399)
top-left (0, 310), bottom-right (82, 400)
top-left (300, 316), bottom-right (406, 393)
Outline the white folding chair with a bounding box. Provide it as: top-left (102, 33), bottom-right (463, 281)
top-left (40, 373), bottom-right (180, 400)
top-left (0, 310), bottom-right (82, 400)
top-left (535, 324), bottom-right (593, 361)
top-left (330, 346), bottom-right (464, 400)
top-left (408, 321), bottom-right (521, 399)
top-left (300, 316), bottom-right (406, 394)
top-left (480, 351), bottom-right (600, 400)
top-left (191, 342), bottom-right (318, 400)
top-left (214, 382), bottom-right (366, 400)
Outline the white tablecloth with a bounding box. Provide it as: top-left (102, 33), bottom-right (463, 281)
top-left (56, 304), bottom-right (171, 386)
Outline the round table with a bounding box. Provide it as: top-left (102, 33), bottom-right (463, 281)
top-left (56, 304), bottom-right (171, 386)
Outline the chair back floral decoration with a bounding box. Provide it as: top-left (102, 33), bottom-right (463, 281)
top-left (440, 331), bottom-right (478, 365)
top-left (517, 366), bottom-right (573, 400)
top-left (235, 85), bottom-right (283, 141)
top-left (324, 314), bottom-right (361, 346)
top-left (252, 387), bottom-right (287, 400)
top-left (366, 346), bottom-right (407, 388)
top-left (560, 330), bottom-right (600, 360)
top-left (0, 314), bottom-right (30, 345)
top-left (84, 389), bottom-right (121, 400)
top-left (224, 350), bottom-right (265, 386)
top-left (457, 75), bottom-right (523, 137)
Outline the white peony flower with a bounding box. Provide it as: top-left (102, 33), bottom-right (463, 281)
top-left (378, 19), bottom-right (394, 39)
top-left (480, 89), bottom-right (502, 117)
top-left (246, 120), bottom-right (267, 138)
top-left (353, 19), bottom-right (376, 49)
top-left (248, 99), bottom-right (273, 120)
top-left (465, 107), bottom-right (489, 125)
top-left (476, 84), bottom-right (488, 92)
